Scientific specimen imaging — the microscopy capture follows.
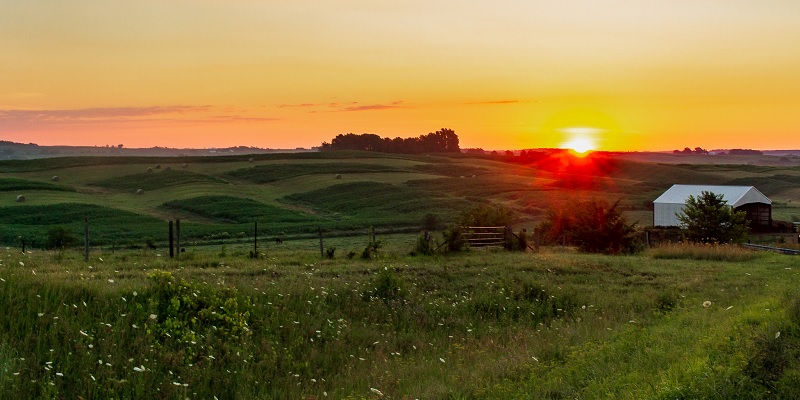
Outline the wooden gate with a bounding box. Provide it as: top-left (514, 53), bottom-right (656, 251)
top-left (462, 226), bottom-right (507, 248)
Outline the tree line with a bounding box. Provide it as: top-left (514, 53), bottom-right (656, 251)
top-left (320, 129), bottom-right (460, 154)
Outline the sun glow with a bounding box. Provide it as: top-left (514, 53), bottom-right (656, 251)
top-left (560, 127), bottom-right (599, 154)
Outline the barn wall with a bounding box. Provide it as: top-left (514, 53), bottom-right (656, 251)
top-left (654, 203), bottom-right (685, 227)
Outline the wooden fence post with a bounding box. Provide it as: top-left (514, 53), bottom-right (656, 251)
top-left (21, 238), bottom-right (25, 254)
top-left (254, 221), bottom-right (258, 258)
top-left (84, 217), bottom-right (90, 262)
top-left (176, 218), bottom-right (181, 259)
top-left (318, 226), bottom-right (324, 257)
top-left (645, 230), bottom-right (651, 248)
top-left (169, 220), bottom-right (174, 258)
top-left (371, 226), bottom-right (376, 245)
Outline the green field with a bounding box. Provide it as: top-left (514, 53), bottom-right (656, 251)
top-left (3, 151), bottom-right (800, 249)
top-left (2, 151), bottom-right (800, 398)
top-left (0, 244), bottom-right (799, 398)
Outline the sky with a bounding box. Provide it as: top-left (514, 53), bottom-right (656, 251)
top-left (2, 0), bottom-right (800, 151)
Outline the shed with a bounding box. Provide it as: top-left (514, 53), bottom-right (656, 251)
top-left (653, 184), bottom-right (771, 227)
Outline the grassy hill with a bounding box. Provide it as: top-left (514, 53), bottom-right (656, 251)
top-left (2, 151), bottom-right (800, 248)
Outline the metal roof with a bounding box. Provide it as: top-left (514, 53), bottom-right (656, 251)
top-left (653, 184), bottom-right (771, 208)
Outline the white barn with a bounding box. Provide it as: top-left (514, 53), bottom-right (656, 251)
top-left (653, 184), bottom-right (772, 227)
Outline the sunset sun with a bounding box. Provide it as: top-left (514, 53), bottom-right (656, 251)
top-left (560, 127), bottom-right (599, 154)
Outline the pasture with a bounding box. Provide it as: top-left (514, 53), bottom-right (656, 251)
top-left (3, 151), bottom-right (800, 250)
top-left (0, 245), bottom-right (799, 398)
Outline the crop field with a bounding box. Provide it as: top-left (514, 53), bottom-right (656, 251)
top-left (4, 151), bottom-right (800, 250)
top-left (0, 244), bottom-right (799, 398)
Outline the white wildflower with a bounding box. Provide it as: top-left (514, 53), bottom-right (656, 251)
top-left (703, 301), bottom-right (712, 308)
top-left (149, 314), bottom-right (157, 320)
top-left (108, 279), bottom-right (114, 283)
top-left (439, 358), bottom-right (445, 363)
top-left (19, 261), bottom-right (24, 266)
top-left (776, 331), bottom-right (781, 339)
top-left (370, 388), bottom-right (384, 397)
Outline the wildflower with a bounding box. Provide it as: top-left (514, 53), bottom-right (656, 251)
top-left (133, 365), bottom-right (146, 372)
top-left (776, 331), bottom-right (781, 339)
top-left (37, 313), bottom-right (44, 317)
top-left (149, 314), bottom-right (157, 320)
top-left (19, 261), bottom-right (24, 266)
top-left (439, 358), bottom-right (445, 363)
top-left (55, 372), bottom-right (63, 377)
top-left (726, 306), bottom-right (733, 310)
top-left (108, 279), bottom-right (115, 283)
top-left (79, 330), bottom-right (89, 337)
top-left (370, 387), bottom-right (384, 397)
top-left (703, 301), bottom-right (712, 308)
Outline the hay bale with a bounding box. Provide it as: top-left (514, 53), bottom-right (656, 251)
top-left (16, 195), bottom-right (25, 203)
top-left (154, 164), bottom-right (162, 169)
top-left (182, 163), bottom-right (189, 168)
top-left (51, 175), bottom-right (60, 182)
top-left (335, 174), bottom-right (342, 179)
top-left (136, 189), bottom-right (144, 195)
top-left (146, 167), bottom-right (153, 173)
top-left (164, 166), bottom-right (172, 171)
top-left (248, 158), bottom-right (254, 163)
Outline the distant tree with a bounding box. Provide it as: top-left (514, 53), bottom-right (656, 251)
top-left (677, 191), bottom-right (749, 243)
top-left (694, 147), bottom-right (708, 155)
top-left (505, 150), bottom-right (514, 157)
top-left (321, 129), bottom-right (459, 154)
top-left (682, 147), bottom-right (693, 154)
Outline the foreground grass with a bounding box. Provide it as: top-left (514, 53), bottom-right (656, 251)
top-left (0, 246), bottom-right (797, 398)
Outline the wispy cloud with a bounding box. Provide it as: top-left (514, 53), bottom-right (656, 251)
top-left (0, 106), bottom-right (278, 130)
top-left (340, 101), bottom-right (405, 112)
top-left (0, 106), bottom-right (211, 121)
top-left (467, 100), bottom-right (531, 105)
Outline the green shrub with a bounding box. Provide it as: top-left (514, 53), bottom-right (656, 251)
top-left (145, 270), bottom-right (252, 365)
top-left (45, 226), bottom-right (78, 249)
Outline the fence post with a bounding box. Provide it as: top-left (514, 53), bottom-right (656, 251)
top-left (645, 230), bottom-right (650, 248)
top-left (21, 238), bottom-right (25, 254)
top-left (254, 221), bottom-right (258, 258)
top-left (84, 217), bottom-right (90, 262)
top-left (176, 218), bottom-right (181, 259)
top-left (318, 226), bottom-right (324, 257)
top-left (169, 220), bottom-right (174, 258)
top-left (371, 226), bottom-right (376, 245)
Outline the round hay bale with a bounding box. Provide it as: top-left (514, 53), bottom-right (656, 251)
top-left (154, 164), bottom-right (162, 169)
top-left (164, 166), bottom-right (172, 171)
top-left (135, 189), bottom-right (144, 195)
top-left (16, 195), bottom-right (25, 203)
top-left (248, 158), bottom-right (254, 163)
top-left (146, 167), bottom-right (153, 173)
top-left (51, 175), bottom-right (60, 182)
top-left (335, 174), bottom-right (342, 179)
top-left (182, 163), bottom-right (189, 168)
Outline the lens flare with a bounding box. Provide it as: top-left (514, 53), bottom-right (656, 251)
top-left (560, 127), bottom-right (599, 154)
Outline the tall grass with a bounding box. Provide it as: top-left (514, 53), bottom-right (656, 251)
top-left (648, 242), bottom-right (761, 262)
top-left (0, 244), bottom-right (797, 398)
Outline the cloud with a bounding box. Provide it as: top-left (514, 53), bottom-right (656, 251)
top-left (0, 106), bottom-right (278, 130)
top-left (340, 101), bottom-right (405, 112)
top-left (467, 100), bottom-right (532, 105)
top-left (0, 106), bottom-right (211, 121)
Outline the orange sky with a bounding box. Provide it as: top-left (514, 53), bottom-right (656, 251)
top-left (2, 1), bottom-right (800, 151)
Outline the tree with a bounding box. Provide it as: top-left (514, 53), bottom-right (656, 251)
top-left (538, 199), bottom-right (639, 254)
top-left (677, 191), bottom-right (749, 243)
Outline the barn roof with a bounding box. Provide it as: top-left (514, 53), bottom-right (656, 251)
top-left (653, 185), bottom-right (771, 208)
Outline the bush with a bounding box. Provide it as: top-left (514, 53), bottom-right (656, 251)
top-left (363, 268), bottom-right (407, 305)
top-left (325, 246), bottom-right (336, 259)
top-left (539, 199), bottom-right (639, 254)
top-left (442, 225), bottom-right (467, 252)
top-left (459, 204), bottom-right (516, 227)
top-left (45, 226), bottom-right (78, 249)
top-left (414, 232), bottom-right (435, 255)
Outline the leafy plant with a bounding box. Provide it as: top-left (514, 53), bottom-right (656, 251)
top-left (678, 191), bottom-right (749, 243)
